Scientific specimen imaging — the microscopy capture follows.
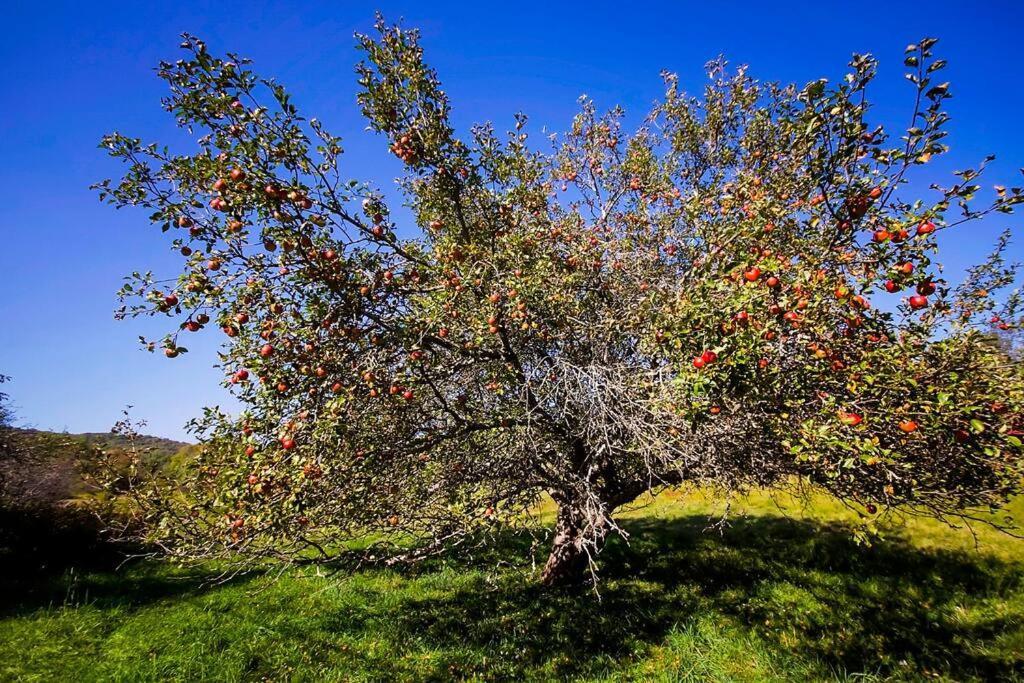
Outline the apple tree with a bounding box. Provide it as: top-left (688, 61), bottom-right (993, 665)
top-left (95, 22), bottom-right (1024, 585)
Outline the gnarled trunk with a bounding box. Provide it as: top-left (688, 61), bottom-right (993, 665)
top-left (540, 500), bottom-right (609, 586)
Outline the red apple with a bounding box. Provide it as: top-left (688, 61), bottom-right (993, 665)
top-left (838, 411), bottom-right (863, 426)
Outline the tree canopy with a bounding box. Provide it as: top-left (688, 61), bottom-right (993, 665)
top-left (96, 20), bottom-right (1024, 584)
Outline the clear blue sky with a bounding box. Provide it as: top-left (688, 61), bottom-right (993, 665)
top-left (2, 0), bottom-right (1022, 440)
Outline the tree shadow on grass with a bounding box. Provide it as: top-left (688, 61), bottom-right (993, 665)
top-left (378, 514), bottom-right (1024, 680)
top-left (0, 559), bottom-right (264, 617)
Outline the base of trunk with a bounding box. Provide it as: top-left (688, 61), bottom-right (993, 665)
top-left (539, 502), bottom-right (608, 586)
top-left (540, 536), bottom-right (590, 586)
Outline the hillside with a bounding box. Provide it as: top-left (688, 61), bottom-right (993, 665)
top-left (12, 429), bottom-right (189, 458)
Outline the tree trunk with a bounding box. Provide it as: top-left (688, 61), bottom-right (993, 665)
top-left (540, 501), bottom-right (608, 586)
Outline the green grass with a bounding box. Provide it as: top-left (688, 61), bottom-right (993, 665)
top-left (3, 490), bottom-right (1023, 681)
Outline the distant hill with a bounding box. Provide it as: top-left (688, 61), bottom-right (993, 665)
top-left (3, 428), bottom-right (194, 493)
top-left (74, 432), bottom-right (191, 459)
top-left (9, 428), bottom-right (189, 456)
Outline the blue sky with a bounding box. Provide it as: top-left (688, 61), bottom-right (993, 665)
top-left (1, 0), bottom-right (1022, 440)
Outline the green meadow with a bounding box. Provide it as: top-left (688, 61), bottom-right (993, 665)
top-left (3, 488), bottom-right (1022, 682)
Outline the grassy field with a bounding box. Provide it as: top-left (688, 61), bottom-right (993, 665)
top-left (2, 489), bottom-right (1023, 682)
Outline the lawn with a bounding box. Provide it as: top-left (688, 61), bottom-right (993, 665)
top-left (2, 489), bottom-right (1023, 682)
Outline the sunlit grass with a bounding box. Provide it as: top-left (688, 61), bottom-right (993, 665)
top-left (2, 489), bottom-right (1022, 681)
top-left (622, 486), bottom-right (1024, 563)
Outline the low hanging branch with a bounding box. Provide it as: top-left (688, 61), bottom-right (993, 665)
top-left (92, 20), bottom-right (1024, 586)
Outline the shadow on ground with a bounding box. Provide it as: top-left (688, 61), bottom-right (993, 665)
top-left (382, 514), bottom-right (1024, 679)
top-left (0, 549), bottom-right (262, 617)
